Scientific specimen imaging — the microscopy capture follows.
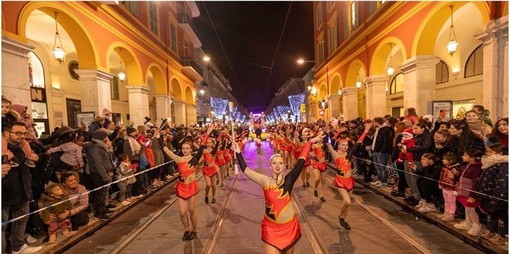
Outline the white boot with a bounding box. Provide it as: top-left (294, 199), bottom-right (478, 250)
top-left (468, 223), bottom-right (482, 236)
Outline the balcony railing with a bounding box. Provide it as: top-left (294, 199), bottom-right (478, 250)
top-left (178, 5), bottom-right (201, 46)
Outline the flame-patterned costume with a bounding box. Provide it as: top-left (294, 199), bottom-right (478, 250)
top-left (236, 141), bottom-right (313, 251)
top-left (312, 145), bottom-right (327, 172)
top-left (333, 156), bottom-right (354, 191)
top-left (175, 161), bottom-right (199, 200)
top-left (202, 150), bottom-right (218, 177)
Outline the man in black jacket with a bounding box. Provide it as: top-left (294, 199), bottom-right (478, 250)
top-left (2, 122), bottom-right (42, 254)
top-left (84, 130), bottom-right (115, 220)
top-left (370, 117), bottom-right (397, 187)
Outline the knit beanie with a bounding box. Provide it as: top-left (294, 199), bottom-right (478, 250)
top-left (92, 130), bottom-right (108, 140)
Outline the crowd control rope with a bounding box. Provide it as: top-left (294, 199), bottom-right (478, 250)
top-left (2, 159), bottom-right (176, 226)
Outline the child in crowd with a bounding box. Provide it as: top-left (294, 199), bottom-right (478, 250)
top-left (438, 152), bottom-right (460, 222)
top-left (453, 149), bottom-right (483, 236)
top-left (416, 153), bottom-right (441, 213)
top-left (477, 143), bottom-right (508, 244)
top-left (46, 127), bottom-right (84, 175)
top-left (40, 184), bottom-right (73, 244)
top-left (116, 154), bottom-right (137, 206)
top-left (2, 96), bottom-right (39, 167)
top-left (396, 128), bottom-right (414, 166)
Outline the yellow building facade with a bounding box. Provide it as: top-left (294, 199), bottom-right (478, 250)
top-left (2, 1), bottom-right (205, 133)
top-left (311, 1), bottom-right (508, 122)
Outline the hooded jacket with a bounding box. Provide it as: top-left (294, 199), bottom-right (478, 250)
top-left (83, 139), bottom-right (115, 181)
top-left (39, 193), bottom-right (73, 223)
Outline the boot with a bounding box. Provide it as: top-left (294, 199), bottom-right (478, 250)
top-left (48, 234), bottom-right (57, 244)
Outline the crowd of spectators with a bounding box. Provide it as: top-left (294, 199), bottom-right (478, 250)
top-left (1, 92), bottom-right (507, 253)
top-left (1, 95), bottom-right (228, 253)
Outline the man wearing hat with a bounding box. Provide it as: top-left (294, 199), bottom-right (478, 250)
top-left (102, 108), bottom-right (113, 129)
top-left (83, 130), bottom-right (115, 220)
top-left (87, 116), bottom-right (105, 138)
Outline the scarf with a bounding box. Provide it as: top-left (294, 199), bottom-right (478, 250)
top-left (481, 154), bottom-right (508, 169)
top-left (127, 136), bottom-right (141, 155)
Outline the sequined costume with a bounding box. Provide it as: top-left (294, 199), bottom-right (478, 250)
top-left (312, 146), bottom-right (327, 172)
top-left (202, 150), bottom-right (218, 177)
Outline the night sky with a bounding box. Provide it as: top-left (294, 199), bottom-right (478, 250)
top-left (196, 1), bottom-right (314, 112)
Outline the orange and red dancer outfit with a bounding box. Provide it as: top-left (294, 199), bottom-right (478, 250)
top-left (215, 138), bottom-right (227, 167)
top-left (175, 134), bottom-right (209, 200)
top-left (235, 141), bottom-right (313, 252)
top-left (202, 150), bottom-right (218, 177)
top-left (312, 145), bottom-right (327, 172)
top-left (333, 156), bottom-right (354, 192)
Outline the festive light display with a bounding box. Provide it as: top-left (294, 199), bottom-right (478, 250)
top-left (210, 97), bottom-right (228, 117)
top-left (277, 106), bottom-right (290, 121)
top-left (288, 94), bottom-right (305, 122)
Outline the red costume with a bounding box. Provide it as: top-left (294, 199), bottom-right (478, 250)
top-left (175, 161), bottom-right (199, 200)
top-left (311, 146), bottom-right (327, 172)
top-left (333, 157), bottom-right (354, 192)
top-left (202, 151), bottom-right (218, 177)
top-left (235, 141), bottom-right (313, 251)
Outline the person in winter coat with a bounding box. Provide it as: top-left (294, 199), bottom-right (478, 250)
top-left (83, 130), bottom-right (115, 221)
top-left (46, 126), bottom-right (84, 175)
top-left (39, 184), bottom-right (72, 244)
top-left (61, 172), bottom-right (89, 231)
top-left (477, 143), bottom-right (508, 245)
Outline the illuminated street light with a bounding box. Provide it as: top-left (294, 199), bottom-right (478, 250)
top-left (203, 55), bottom-right (210, 62)
top-left (297, 58), bottom-right (314, 65)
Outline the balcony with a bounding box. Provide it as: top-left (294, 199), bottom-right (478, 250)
top-left (178, 6), bottom-right (202, 48)
top-left (181, 57), bottom-right (203, 81)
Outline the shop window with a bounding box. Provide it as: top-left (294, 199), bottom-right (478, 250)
top-left (149, 2), bottom-right (159, 35)
top-left (435, 60), bottom-right (449, 84)
top-left (390, 73), bottom-right (404, 94)
top-left (465, 45), bottom-right (483, 78)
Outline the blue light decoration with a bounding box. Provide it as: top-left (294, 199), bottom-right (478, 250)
top-left (277, 106), bottom-right (290, 121)
top-left (210, 97), bottom-right (228, 117)
top-left (288, 94), bottom-right (305, 122)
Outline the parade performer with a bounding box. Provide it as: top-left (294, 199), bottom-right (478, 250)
top-left (231, 132), bottom-right (323, 254)
top-left (215, 133), bottom-right (227, 187)
top-left (311, 135), bottom-right (327, 202)
top-left (327, 138), bottom-right (355, 230)
top-left (298, 128), bottom-right (313, 188)
top-left (202, 137), bottom-right (219, 204)
top-left (163, 124), bottom-right (214, 241)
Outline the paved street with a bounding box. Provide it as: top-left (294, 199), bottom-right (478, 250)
top-left (66, 141), bottom-right (483, 254)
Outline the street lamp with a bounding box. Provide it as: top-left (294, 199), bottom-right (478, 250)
top-left (297, 58), bottom-right (315, 65)
top-left (203, 55), bottom-right (210, 62)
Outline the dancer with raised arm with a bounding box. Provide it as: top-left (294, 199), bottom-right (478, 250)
top-left (201, 136), bottom-right (219, 204)
top-left (163, 124), bottom-right (214, 241)
top-left (232, 131), bottom-right (323, 254)
top-left (327, 138), bottom-right (355, 230)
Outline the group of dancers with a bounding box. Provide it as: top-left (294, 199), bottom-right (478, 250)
top-left (164, 121), bottom-right (357, 254)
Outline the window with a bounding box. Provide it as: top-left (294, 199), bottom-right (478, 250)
top-left (327, 22), bottom-right (338, 56)
top-left (368, 1), bottom-right (378, 15)
top-left (183, 41), bottom-right (189, 57)
top-left (111, 77), bottom-right (120, 100)
top-left (149, 2), bottom-right (158, 35)
top-left (317, 40), bottom-right (325, 65)
top-left (350, 2), bottom-right (358, 30)
top-left (28, 52), bottom-right (45, 88)
top-left (315, 3), bottom-right (323, 29)
top-left (342, 7), bottom-right (349, 39)
top-left (170, 24), bottom-right (177, 52)
top-left (465, 45), bottom-right (483, 78)
top-left (122, 1), bottom-right (138, 16)
top-left (390, 73), bottom-right (404, 94)
top-left (326, 1), bottom-right (334, 11)
top-left (435, 60), bottom-right (449, 84)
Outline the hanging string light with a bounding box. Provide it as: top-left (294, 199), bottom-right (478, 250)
top-left (210, 97), bottom-right (228, 116)
top-left (288, 94), bottom-right (305, 122)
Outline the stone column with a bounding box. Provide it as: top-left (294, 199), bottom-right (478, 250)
top-left (155, 95), bottom-right (172, 123)
top-left (2, 36), bottom-right (35, 108)
top-left (186, 103), bottom-right (197, 125)
top-left (173, 99), bottom-right (187, 126)
top-left (328, 94), bottom-right (341, 120)
top-left (400, 55), bottom-right (439, 115)
top-left (126, 85), bottom-right (150, 126)
top-left (475, 16), bottom-right (508, 120)
top-left (342, 87), bottom-right (359, 120)
top-left (365, 75), bottom-right (388, 119)
top-left (75, 69), bottom-right (113, 117)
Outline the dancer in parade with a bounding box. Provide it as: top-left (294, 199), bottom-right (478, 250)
top-left (327, 137), bottom-right (355, 230)
top-left (163, 124), bottom-right (214, 241)
top-left (298, 128), bottom-right (312, 188)
top-left (311, 134), bottom-right (327, 202)
top-left (202, 136), bottom-right (219, 204)
top-left (231, 131), bottom-right (324, 254)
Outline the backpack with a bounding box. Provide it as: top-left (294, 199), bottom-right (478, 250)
top-left (41, 151), bottom-right (74, 184)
